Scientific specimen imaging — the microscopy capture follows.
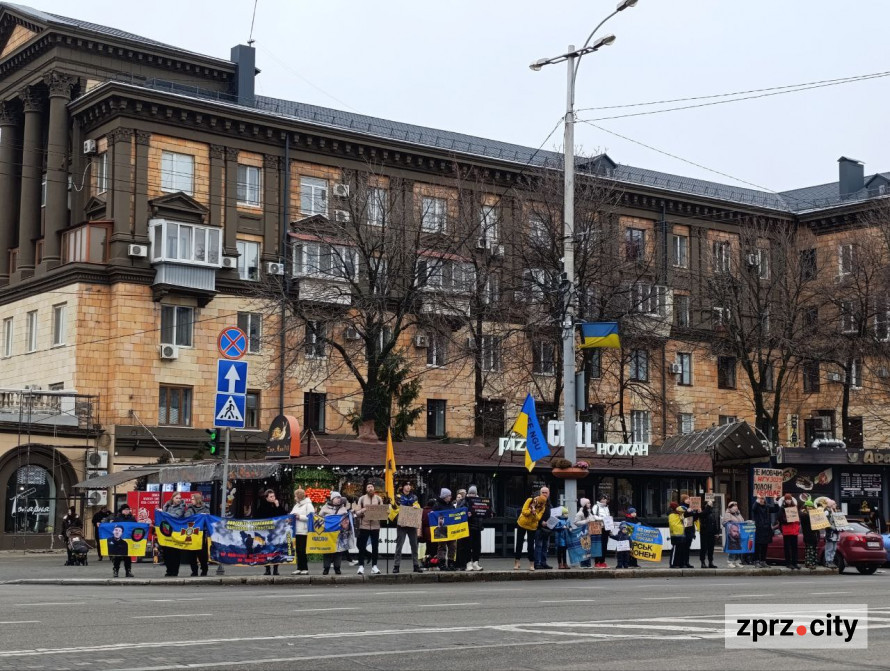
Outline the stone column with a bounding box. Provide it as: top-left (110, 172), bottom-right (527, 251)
top-left (209, 144), bottom-right (224, 229)
top-left (38, 72), bottom-right (75, 272)
top-left (263, 154), bottom-right (280, 260)
top-left (14, 86), bottom-right (43, 278)
top-left (0, 101), bottom-right (21, 283)
top-left (107, 128), bottom-right (134, 265)
top-left (223, 147), bottom-right (239, 257)
top-left (133, 130), bottom-right (151, 242)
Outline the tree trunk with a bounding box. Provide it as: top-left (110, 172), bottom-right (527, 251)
top-left (471, 318), bottom-right (485, 446)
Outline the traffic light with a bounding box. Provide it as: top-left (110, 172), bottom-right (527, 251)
top-left (206, 428), bottom-right (218, 456)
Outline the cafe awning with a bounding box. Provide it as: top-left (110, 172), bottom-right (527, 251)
top-left (74, 468), bottom-right (159, 489)
top-left (74, 462), bottom-right (281, 488)
top-left (658, 421), bottom-right (770, 466)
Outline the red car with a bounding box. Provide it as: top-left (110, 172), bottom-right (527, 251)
top-left (765, 521), bottom-right (885, 574)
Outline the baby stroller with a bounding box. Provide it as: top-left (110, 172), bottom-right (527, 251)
top-left (66, 527), bottom-right (90, 566)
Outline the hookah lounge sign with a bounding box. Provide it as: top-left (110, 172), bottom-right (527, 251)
top-left (498, 421), bottom-right (650, 457)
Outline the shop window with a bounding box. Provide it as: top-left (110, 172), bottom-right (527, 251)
top-left (5, 465), bottom-right (55, 533)
top-left (159, 385), bottom-right (192, 426)
top-left (427, 399), bottom-right (446, 438)
top-left (304, 392), bottom-right (326, 433)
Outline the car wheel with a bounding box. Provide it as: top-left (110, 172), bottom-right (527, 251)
top-left (835, 554), bottom-right (845, 574)
top-left (856, 565), bottom-right (878, 575)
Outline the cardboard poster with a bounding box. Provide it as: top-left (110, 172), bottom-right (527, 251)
top-left (602, 515), bottom-right (614, 533)
top-left (753, 468), bottom-right (783, 498)
top-left (615, 540), bottom-right (630, 552)
top-left (683, 515), bottom-right (693, 528)
top-left (588, 521), bottom-right (603, 536)
top-left (783, 507), bottom-right (799, 523)
top-left (687, 497), bottom-right (702, 512)
top-left (808, 509), bottom-right (831, 530)
top-left (831, 513), bottom-right (848, 528)
top-left (362, 505), bottom-right (391, 522)
top-left (397, 506), bottom-right (423, 529)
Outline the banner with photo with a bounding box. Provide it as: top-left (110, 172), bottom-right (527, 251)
top-left (305, 513), bottom-right (352, 554)
top-left (629, 524), bottom-right (663, 562)
top-left (153, 511), bottom-right (208, 550)
top-left (98, 522), bottom-right (150, 557)
top-left (208, 515), bottom-right (297, 565)
top-left (566, 526), bottom-right (590, 566)
top-left (428, 507), bottom-right (469, 542)
top-left (724, 521), bottom-right (756, 554)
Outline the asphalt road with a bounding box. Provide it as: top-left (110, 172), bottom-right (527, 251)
top-left (1, 573), bottom-right (888, 670)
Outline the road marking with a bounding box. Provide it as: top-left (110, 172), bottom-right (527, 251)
top-left (295, 607), bottom-right (359, 613)
top-left (14, 602), bottom-right (85, 607)
top-left (540, 599), bottom-right (598, 603)
top-left (264, 593), bottom-right (325, 598)
top-left (641, 596), bottom-right (691, 600)
top-left (810, 591), bottom-right (851, 595)
top-left (147, 598), bottom-right (206, 602)
top-left (418, 602), bottom-right (479, 607)
top-left (726, 593), bottom-right (773, 598)
top-left (374, 590), bottom-right (429, 595)
top-left (132, 613), bottom-right (212, 619)
top-left (0, 621), bottom-right (39, 625)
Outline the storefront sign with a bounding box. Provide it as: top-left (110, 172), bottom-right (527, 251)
top-left (840, 472), bottom-right (882, 498)
top-left (266, 414), bottom-right (301, 460)
top-left (547, 421), bottom-right (649, 455)
top-left (498, 436), bottom-right (526, 455)
top-left (753, 468), bottom-right (783, 498)
top-left (862, 450), bottom-right (890, 465)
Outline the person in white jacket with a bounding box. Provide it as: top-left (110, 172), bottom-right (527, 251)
top-left (573, 498), bottom-right (597, 568)
top-left (591, 495), bottom-right (611, 568)
top-left (290, 488), bottom-right (315, 575)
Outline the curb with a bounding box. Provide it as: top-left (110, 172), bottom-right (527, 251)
top-left (0, 567), bottom-right (838, 586)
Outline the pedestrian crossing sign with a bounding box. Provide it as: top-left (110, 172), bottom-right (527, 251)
top-left (214, 393), bottom-right (246, 428)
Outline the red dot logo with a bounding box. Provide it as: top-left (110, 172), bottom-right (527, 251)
top-left (796, 625), bottom-right (807, 636)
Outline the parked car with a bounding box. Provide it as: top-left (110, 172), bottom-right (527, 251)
top-left (766, 521), bottom-right (885, 574)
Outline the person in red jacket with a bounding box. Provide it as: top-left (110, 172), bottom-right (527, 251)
top-left (779, 493), bottom-right (801, 571)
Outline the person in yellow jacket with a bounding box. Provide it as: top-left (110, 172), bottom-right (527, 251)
top-left (514, 490), bottom-right (549, 570)
top-left (668, 502), bottom-right (690, 568)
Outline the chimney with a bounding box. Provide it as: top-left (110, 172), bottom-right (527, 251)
top-left (230, 44), bottom-right (256, 107)
top-left (838, 156), bottom-right (864, 199)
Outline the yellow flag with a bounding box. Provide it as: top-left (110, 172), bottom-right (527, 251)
top-left (385, 429), bottom-right (396, 502)
top-left (524, 449), bottom-right (535, 473)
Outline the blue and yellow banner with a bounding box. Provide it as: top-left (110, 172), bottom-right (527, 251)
top-left (511, 394), bottom-right (551, 471)
top-left (724, 521), bottom-right (756, 554)
top-left (98, 522), bottom-right (149, 556)
top-left (207, 515), bottom-right (297, 565)
top-left (428, 507), bottom-right (469, 541)
top-left (629, 524), bottom-right (663, 562)
top-left (305, 513), bottom-right (349, 554)
top-left (579, 322), bottom-right (620, 349)
top-left (153, 511), bottom-right (207, 550)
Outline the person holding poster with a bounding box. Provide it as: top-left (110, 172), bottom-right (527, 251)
top-left (433, 489), bottom-right (457, 571)
top-left (463, 485), bottom-right (491, 571)
top-left (184, 493), bottom-right (211, 577)
top-left (698, 500), bottom-right (719, 568)
top-left (751, 495), bottom-right (775, 568)
top-left (573, 498), bottom-right (596, 568)
top-left (800, 499), bottom-right (820, 569)
top-left (319, 491), bottom-right (350, 575)
top-left (514, 491), bottom-right (547, 571)
top-left (255, 489), bottom-right (287, 576)
top-left (778, 494), bottom-right (801, 570)
top-left (668, 502), bottom-right (689, 568)
top-left (591, 494), bottom-right (611, 569)
top-left (823, 498), bottom-right (840, 570)
top-left (721, 501), bottom-right (746, 568)
top-left (110, 504), bottom-right (136, 578)
top-left (392, 482), bottom-right (424, 574)
top-left (355, 483), bottom-right (384, 575)
top-left (290, 488), bottom-right (315, 575)
top-left (162, 492), bottom-right (186, 577)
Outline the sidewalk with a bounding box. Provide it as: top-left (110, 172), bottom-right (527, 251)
top-left (0, 550), bottom-right (840, 585)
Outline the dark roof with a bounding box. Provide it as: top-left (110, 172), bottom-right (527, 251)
top-left (777, 173), bottom-right (890, 213)
top-left (659, 421), bottom-right (769, 465)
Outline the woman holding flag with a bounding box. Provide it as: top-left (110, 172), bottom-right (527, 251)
top-left (319, 491), bottom-right (350, 575)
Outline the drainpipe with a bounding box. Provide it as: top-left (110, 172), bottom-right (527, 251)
top-left (660, 202), bottom-right (668, 440)
top-left (279, 134), bottom-right (290, 415)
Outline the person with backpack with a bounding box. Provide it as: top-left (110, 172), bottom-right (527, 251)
top-left (462, 485), bottom-right (491, 571)
top-left (514, 490), bottom-right (548, 571)
top-left (698, 500), bottom-right (719, 568)
top-left (778, 494), bottom-right (801, 571)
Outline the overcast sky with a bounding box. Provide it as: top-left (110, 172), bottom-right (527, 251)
top-left (24, 0), bottom-right (890, 193)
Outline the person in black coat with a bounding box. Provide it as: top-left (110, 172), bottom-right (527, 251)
top-left (255, 489), bottom-right (287, 575)
top-left (698, 502), bottom-right (720, 568)
top-left (751, 495), bottom-right (775, 568)
top-left (111, 504), bottom-right (136, 578)
top-left (91, 506), bottom-right (110, 561)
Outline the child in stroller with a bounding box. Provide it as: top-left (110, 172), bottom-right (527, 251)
top-left (66, 527), bottom-right (90, 566)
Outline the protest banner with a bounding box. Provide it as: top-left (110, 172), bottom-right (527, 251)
top-left (831, 512), bottom-right (848, 528)
top-left (362, 505), bottom-right (391, 522)
top-left (629, 525), bottom-right (663, 562)
top-left (602, 515), bottom-right (614, 533)
top-left (616, 539), bottom-right (630, 552)
top-left (397, 506), bottom-right (423, 529)
top-left (153, 511), bottom-right (208, 550)
top-left (753, 468), bottom-right (783, 498)
top-left (687, 496), bottom-right (702, 511)
top-left (207, 515), bottom-right (296, 565)
top-left (683, 515), bottom-right (693, 528)
top-left (428, 507), bottom-right (469, 541)
top-left (808, 509), bottom-right (831, 530)
top-left (724, 521), bottom-right (756, 554)
top-left (566, 526), bottom-right (590, 566)
top-left (588, 520), bottom-right (603, 536)
top-left (98, 522), bottom-right (149, 556)
top-left (784, 507), bottom-right (799, 523)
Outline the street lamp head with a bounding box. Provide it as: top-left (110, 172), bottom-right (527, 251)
top-left (617, 0), bottom-right (638, 10)
top-left (529, 59), bottom-right (548, 72)
top-left (592, 34), bottom-right (617, 50)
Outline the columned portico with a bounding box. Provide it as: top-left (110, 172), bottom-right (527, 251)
top-left (0, 100), bottom-right (20, 284)
top-left (12, 85), bottom-right (42, 281)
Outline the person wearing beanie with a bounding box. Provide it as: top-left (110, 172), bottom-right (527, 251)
top-left (668, 502), bottom-right (688, 568)
top-left (515, 489), bottom-right (548, 571)
top-left (111, 504), bottom-right (135, 578)
top-left (624, 506), bottom-right (639, 568)
top-left (698, 499), bottom-right (719, 569)
top-left (554, 506), bottom-right (571, 569)
top-left (319, 491), bottom-right (349, 575)
top-left (432, 488), bottom-right (457, 570)
top-left (823, 498), bottom-right (840, 570)
top-left (534, 487), bottom-right (555, 571)
top-left (462, 484), bottom-right (491, 571)
top-left (721, 501), bottom-right (745, 568)
top-left (779, 494), bottom-right (801, 570)
top-left (751, 495), bottom-right (775, 568)
top-left (799, 498), bottom-right (819, 569)
top-left (610, 522), bottom-right (631, 569)
top-left (355, 483), bottom-right (384, 576)
top-left (573, 498), bottom-right (596, 568)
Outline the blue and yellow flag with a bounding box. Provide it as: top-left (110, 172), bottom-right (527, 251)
top-left (154, 511), bottom-right (208, 550)
top-left (579, 322), bottom-right (620, 349)
top-left (98, 522), bottom-right (149, 556)
top-left (511, 394), bottom-right (551, 472)
top-left (428, 507), bottom-right (469, 541)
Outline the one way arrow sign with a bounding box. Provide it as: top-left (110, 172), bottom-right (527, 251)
top-left (216, 360), bottom-right (247, 395)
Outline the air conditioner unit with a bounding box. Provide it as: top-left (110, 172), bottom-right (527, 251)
top-left (266, 262), bottom-right (285, 276)
top-left (827, 371), bottom-right (843, 383)
top-left (414, 334), bottom-right (429, 348)
top-left (83, 139), bottom-right (97, 155)
top-left (814, 416), bottom-right (832, 430)
top-left (221, 256), bottom-right (238, 269)
top-left (127, 244), bottom-right (148, 258)
top-left (158, 344), bottom-right (179, 360)
top-left (86, 450), bottom-right (108, 469)
top-left (87, 490), bottom-right (107, 506)
top-left (334, 209), bottom-right (350, 223)
top-left (745, 253), bottom-right (758, 267)
top-left (344, 326), bottom-right (360, 341)
top-left (24, 384), bottom-right (42, 391)
top-left (670, 363), bottom-right (683, 374)
top-left (333, 183), bottom-right (350, 198)
top-left (476, 237), bottom-right (487, 250)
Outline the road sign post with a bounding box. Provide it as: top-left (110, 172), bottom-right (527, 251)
top-left (216, 427), bottom-right (231, 576)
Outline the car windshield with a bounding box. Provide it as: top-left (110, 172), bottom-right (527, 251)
top-left (839, 522), bottom-right (870, 534)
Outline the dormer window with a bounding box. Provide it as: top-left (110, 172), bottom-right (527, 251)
top-left (150, 219), bottom-right (221, 267)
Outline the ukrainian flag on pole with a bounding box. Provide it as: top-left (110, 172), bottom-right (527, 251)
top-left (579, 321), bottom-right (620, 349)
top-left (511, 394), bottom-right (551, 472)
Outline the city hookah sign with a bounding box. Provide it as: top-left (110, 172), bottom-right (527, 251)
top-left (498, 421), bottom-right (650, 457)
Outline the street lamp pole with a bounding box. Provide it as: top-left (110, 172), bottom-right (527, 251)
top-left (531, 0), bottom-right (637, 516)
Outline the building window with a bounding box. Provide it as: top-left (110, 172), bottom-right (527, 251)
top-left (804, 306), bottom-right (819, 328)
top-left (586, 348), bottom-right (602, 379)
top-left (677, 352), bottom-right (692, 385)
top-left (300, 176), bottom-right (328, 216)
top-left (629, 349), bottom-right (649, 382)
top-left (678, 413), bottom-right (695, 435)
top-left (237, 312), bottom-right (262, 354)
top-left (96, 152), bottom-right (109, 193)
top-left (580, 404), bottom-right (606, 442)
top-left (840, 300), bottom-right (858, 334)
top-left (800, 248), bottom-right (817, 282)
top-left (160, 151), bottom-right (195, 195)
top-left (850, 359), bottom-right (862, 389)
top-left (427, 399), bottom-right (447, 438)
top-left (625, 228), bottom-right (645, 262)
top-left (426, 334), bottom-right (447, 367)
top-left (529, 214), bottom-right (548, 244)
top-left (293, 242), bottom-right (358, 282)
top-left (713, 240), bottom-right (731, 273)
top-left (672, 234), bottom-right (688, 268)
top-left (630, 410), bottom-right (651, 443)
top-left (717, 356), bottom-right (736, 389)
top-left (482, 273), bottom-right (500, 305)
top-left (236, 240), bottom-right (260, 281)
top-left (2, 317), bottom-right (12, 357)
top-left (305, 321), bottom-right (326, 359)
top-left (802, 360), bottom-right (820, 393)
top-left (674, 294), bottom-right (690, 328)
top-left (754, 248), bottom-right (770, 280)
top-left (40, 173), bottom-right (46, 207)
top-left (480, 204), bottom-right (500, 242)
top-left (304, 392), bottom-right (326, 433)
top-left (418, 258), bottom-right (474, 293)
top-left (480, 335), bottom-right (501, 372)
top-left (160, 305), bottom-right (193, 347)
top-left (713, 306), bottom-right (731, 328)
top-left (245, 391), bottom-right (260, 429)
top-left (236, 165), bottom-right (261, 207)
top-left (532, 340), bottom-right (556, 376)
top-left (367, 186), bottom-right (386, 226)
top-left (52, 303), bottom-right (66, 346)
top-left (25, 310), bottom-right (37, 352)
top-left (63, 223), bottom-right (110, 264)
top-left (421, 196), bottom-right (447, 233)
top-left (523, 268), bottom-right (557, 301)
top-left (630, 283), bottom-right (668, 316)
top-left (838, 243), bottom-right (856, 277)
top-left (761, 364), bottom-right (775, 392)
top-left (158, 385), bottom-right (192, 426)
top-left (719, 415), bottom-right (737, 426)
top-left (151, 221), bottom-right (221, 266)
top-left (844, 416), bottom-right (864, 451)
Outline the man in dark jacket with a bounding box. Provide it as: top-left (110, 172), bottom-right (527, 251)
top-left (392, 482), bottom-right (424, 574)
top-left (111, 504), bottom-right (135, 578)
top-left (698, 502), bottom-right (719, 568)
top-left (91, 506), bottom-right (110, 561)
top-left (681, 497), bottom-right (699, 568)
top-left (751, 495), bottom-right (775, 568)
top-left (255, 489), bottom-right (287, 576)
top-left (432, 489), bottom-right (456, 571)
top-left (462, 485), bottom-right (491, 571)
top-left (184, 493), bottom-right (211, 577)
top-left (61, 506), bottom-right (82, 565)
